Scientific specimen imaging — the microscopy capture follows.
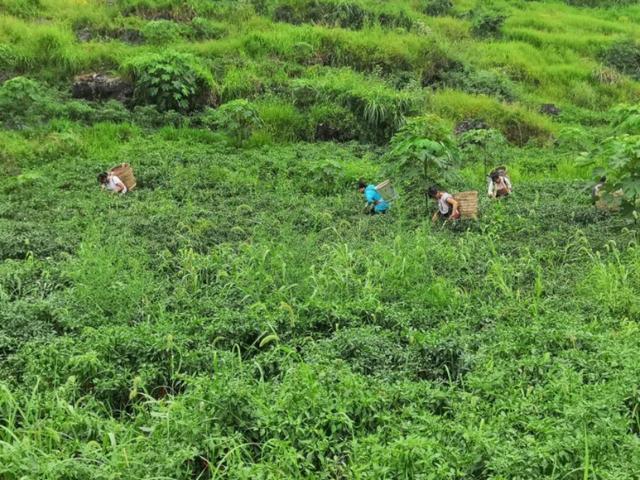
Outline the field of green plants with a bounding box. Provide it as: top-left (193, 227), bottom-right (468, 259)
top-left (2, 0), bottom-right (640, 478)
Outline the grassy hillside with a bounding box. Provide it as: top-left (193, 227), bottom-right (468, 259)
top-left (1, 0), bottom-right (640, 478)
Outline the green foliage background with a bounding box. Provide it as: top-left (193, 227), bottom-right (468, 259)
top-left (1, 0), bottom-right (640, 478)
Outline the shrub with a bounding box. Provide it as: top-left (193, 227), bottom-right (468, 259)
top-left (420, 48), bottom-right (464, 87)
top-left (582, 134), bottom-right (640, 217)
top-left (256, 98), bottom-right (307, 142)
top-left (387, 114), bottom-right (457, 191)
top-left (471, 10), bottom-right (506, 38)
top-left (602, 39), bottom-right (640, 80)
top-left (0, 76), bottom-right (60, 128)
top-left (446, 68), bottom-right (516, 101)
top-left (421, 0), bottom-right (453, 16)
top-left (309, 103), bottom-right (360, 142)
top-left (189, 17), bottom-right (227, 40)
top-left (215, 99), bottom-right (263, 144)
top-left (92, 100), bottom-right (132, 124)
top-left (141, 20), bottom-right (183, 45)
top-left (611, 104), bottom-right (640, 134)
top-left (124, 51), bottom-right (217, 112)
top-left (131, 105), bottom-right (187, 128)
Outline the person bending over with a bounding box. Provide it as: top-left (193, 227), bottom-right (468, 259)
top-left (427, 185), bottom-right (460, 222)
top-left (358, 180), bottom-right (389, 215)
top-left (97, 171), bottom-right (128, 194)
top-left (487, 168), bottom-right (512, 198)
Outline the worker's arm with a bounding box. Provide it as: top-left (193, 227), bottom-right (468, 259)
top-left (505, 176), bottom-right (512, 192)
top-left (114, 179), bottom-right (127, 194)
top-left (487, 179), bottom-right (495, 197)
top-left (364, 189), bottom-right (376, 206)
top-left (431, 211), bottom-right (439, 223)
top-left (447, 197), bottom-right (459, 217)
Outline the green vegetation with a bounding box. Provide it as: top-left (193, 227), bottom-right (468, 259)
top-left (1, 0), bottom-right (640, 477)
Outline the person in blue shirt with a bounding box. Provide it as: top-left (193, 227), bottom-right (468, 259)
top-left (358, 180), bottom-right (389, 215)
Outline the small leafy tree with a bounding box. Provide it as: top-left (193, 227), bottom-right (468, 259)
top-left (387, 115), bottom-right (457, 195)
top-left (581, 134), bottom-right (640, 218)
top-left (125, 51), bottom-right (216, 113)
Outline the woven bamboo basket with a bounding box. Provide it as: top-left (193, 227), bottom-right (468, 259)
top-left (110, 163), bottom-right (136, 191)
top-left (595, 189), bottom-right (623, 212)
top-left (454, 190), bottom-right (478, 220)
top-left (375, 179), bottom-right (398, 201)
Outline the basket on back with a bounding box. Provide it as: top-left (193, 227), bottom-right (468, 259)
top-left (375, 179), bottom-right (398, 201)
top-left (595, 189), bottom-right (623, 212)
top-left (110, 163), bottom-right (136, 191)
top-left (454, 190), bottom-right (478, 220)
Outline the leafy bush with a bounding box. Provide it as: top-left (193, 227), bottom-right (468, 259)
top-left (0, 77), bottom-right (60, 128)
top-left (421, 0), bottom-right (453, 16)
top-left (214, 99), bottom-right (263, 144)
top-left (445, 68), bottom-right (516, 101)
top-left (141, 20), bottom-right (183, 44)
top-left (124, 51), bottom-right (217, 113)
top-left (471, 9), bottom-right (506, 38)
top-left (309, 103), bottom-right (360, 142)
top-left (189, 17), bottom-right (227, 40)
top-left (602, 39), bottom-right (640, 80)
top-left (583, 134), bottom-right (640, 217)
top-left (420, 48), bottom-right (464, 87)
top-left (387, 114), bottom-right (457, 191)
top-left (132, 105), bottom-right (188, 128)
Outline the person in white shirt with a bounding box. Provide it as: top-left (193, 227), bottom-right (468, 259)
top-left (427, 185), bottom-right (460, 222)
top-left (592, 176), bottom-right (606, 202)
top-left (97, 171), bottom-right (128, 194)
top-left (487, 168), bottom-right (512, 198)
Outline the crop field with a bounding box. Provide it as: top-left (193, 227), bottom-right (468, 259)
top-left (1, 0), bottom-right (640, 478)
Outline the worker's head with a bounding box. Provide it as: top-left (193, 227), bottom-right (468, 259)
top-left (97, 172), bottom-right (109, 184)
top-left (490, 171), bottom-right (502, 182)
top-left (427, 185), bottom-right (440, 199)
top-left (357, 180), bottom-right (367, 193)
top-left (599, 176), bottom-right (607, 183)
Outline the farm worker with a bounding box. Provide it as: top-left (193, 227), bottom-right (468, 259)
top-left (97, 171), bottom-right (128, 194)
top-left (358, 180), bottom-right (389, 214)
top-left (592, 176), bottom-right (606, 202)
top-left (427, 185), bottom-right (460, 222)
top-left (487, 167), bottom-right (512, 198)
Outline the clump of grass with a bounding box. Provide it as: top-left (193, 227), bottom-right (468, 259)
top-left (429, 89), bottom-right (554, 145)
